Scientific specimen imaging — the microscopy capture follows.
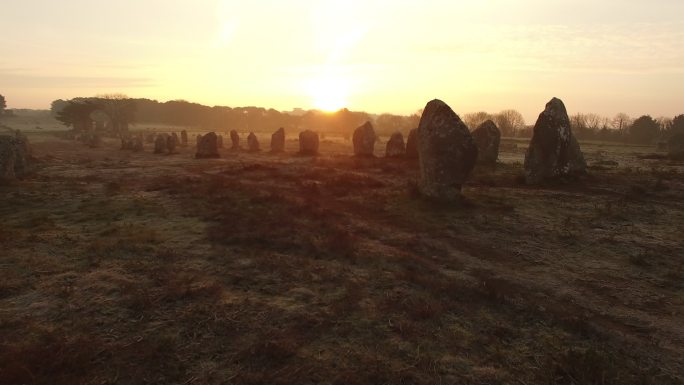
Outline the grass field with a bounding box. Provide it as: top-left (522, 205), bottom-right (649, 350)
top-left (0, 130), bottom-right (682, 384)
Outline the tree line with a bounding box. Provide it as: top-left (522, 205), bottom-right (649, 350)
top-left (39, 95), bottom-right (684, 145)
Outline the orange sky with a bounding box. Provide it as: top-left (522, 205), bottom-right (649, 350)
top-left (1, 0), bottom-right (683, 122)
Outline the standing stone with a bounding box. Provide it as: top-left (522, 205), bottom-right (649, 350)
top-left (668, 133), bottom-right (684, 160)
top-left (180, 130), bottom-right (188, 147)
top-left (217, 135), bottom-right (224, 149)
top-left (271, 127), bottom-right (285, 152)
top-left (247, 132), bottom-right (260, 152)
top-left (406, 128), bottom-right (418, 159)
top-left (299, 130), bottom-right (319, 155)
top-left (88, 134), bottom-right (101, 148)
top-left (145, 133), bottom-right (155, 144)
top-left (132, 136), bottom-right (144, 152)
top-left (0, 132), bottom-right (32, 183)
top-left (417, 99), bottom-right (478, 200)
top-left (167, 134), bottom-right (178, 154)
top-left (154, 134), bottom-right (168, 154)
top-left (196, 134), bottom-right (202, 147)
top-left (524, 98), bottom-right (586, 184)
top-left (121, 136), bottom-right (132, 150)
top-left (472, 120), bottom-right (501, 165)
top-left (353, 121), bottom-right (376, 157)
top-left (385, 132), bottom-right (406, 157)
top-left (230, 130), bottom-right (240, 150)
top-left (196, 132), bottom-right (220, 159)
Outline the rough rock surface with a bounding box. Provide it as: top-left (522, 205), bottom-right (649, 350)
top-left (0, 132), bottom-right (32, 183)
top-left (524, 97), bottom-right (586, 184)
top-left (196, 132), bottom-right (220, 159)
top-left (472, 120), bottom-right (501, 165)
top-left (271, 127), bottom-right (285, 152)
top-left (417, 99), bottom-right (478, 200)
top-left (217, 135), bottom-right (224, 149)
top-left (668, 133), bottom-right (684, 160)
top-left (247, 133), bottom-right (260, 152)
top-left (385, 132), bottom-right (405, 157)
top-left (181, 130), bottom-right (188, 147)
top-left (154, 134), bottom-right (168, 154)
top-left (299, 130), bottom-right (319, 155)
top-left (353, 121), bottom-right (376, 157)
top-left (230, 130), bottom-right (240, 149)
top-left (406, 128), bottom-right (418, 159)
top-left (167, 133), bottom-right (178, 154)
top-left (131, 136), bottom-right (144, 152)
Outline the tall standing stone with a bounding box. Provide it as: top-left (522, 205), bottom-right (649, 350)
top-left (0, 132), bottom-right (32, 183)
top-left (406, 128), bottom-right (418, 159)
top-left (417, 99), bottom-right (478, 200)
top-left (196, 132), bottom-right (220, 159)
top-left (271, 127), bottom-right (285, 153)
top-left (154, 134), bottom-right (168, 154)
top-left (385, 132), bottom-right (406, 157)
top-left (472, 120), bottom-right (501, 165)
top-left (230, 130), bottom-right (240, 150)
top-left (167, 133), bottom-right (178, 154)
top-left (299, 130), bottom-right (319, 155)
top-left (180, 130), bottom-right (188, 147)
top-left (353, 121), bottom-right (376, 157)
top-left (524, 98), bottom-right (586, 184)
top-left (247, 132), bottom-right (260, 152)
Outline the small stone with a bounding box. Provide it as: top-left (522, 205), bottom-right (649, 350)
top-left (299, 130), bottom-right (319, 155)
top-left (271, 127), bottom-right (285, 152)
top-left (472, 120), bottom-right (501, 165)
top-left (247, 132), bottom-right (260, 152)
top-left (353, 121), bottom-right (376, 157)
top-left (385, 132), bottom-right (405, 157)
top-left (196, 132), bottom-right (220, 159)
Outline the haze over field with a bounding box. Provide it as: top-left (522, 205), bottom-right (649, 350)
top-left (1, 0), bottom-right (683, 120)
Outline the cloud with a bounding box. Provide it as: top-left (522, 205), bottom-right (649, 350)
top-left (415, 22), bottom-right (684, 74)
top-left (0, 71), bottom-right (155, 88)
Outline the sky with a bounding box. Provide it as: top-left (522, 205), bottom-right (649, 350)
top-left (1, 0), bottom-right (683, 122)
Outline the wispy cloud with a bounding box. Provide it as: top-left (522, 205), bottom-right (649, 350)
top-left (0, 71), bottom-right (155, 88)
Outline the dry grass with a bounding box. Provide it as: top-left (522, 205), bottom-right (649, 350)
top-left (0, 133), bottom-right (682, 384)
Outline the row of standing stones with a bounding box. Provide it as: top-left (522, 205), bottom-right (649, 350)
top-left (3, 97), bottom-right (684, 189)
top-left (184, 97), bottom-right (589, 200)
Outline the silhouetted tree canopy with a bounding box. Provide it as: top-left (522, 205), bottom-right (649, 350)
top-left (55, 100), bottom-right (101, 132)
top-left (671, 114), bottom-right (684, 135)
top-left (629, 115), bottom-right (660, 144)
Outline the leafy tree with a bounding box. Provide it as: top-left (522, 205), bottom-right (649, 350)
top-left (94, 94), bottom-right (136, 134)
top-left (50, 99), bottom-right (69, 116)
top-left (55, 100), bottom-right (102, 132)
top-left (671, 114), bottom-right (684, 135)
top-left (629, 115), bottom-right (660, 144)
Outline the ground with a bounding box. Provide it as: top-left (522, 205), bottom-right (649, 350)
top-left (0, 130), bottom-right (682, 385)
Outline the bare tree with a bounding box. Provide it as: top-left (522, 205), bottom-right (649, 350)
top-left (611, 113), bottom-right (632, 132)
top-left (463, 111), bottom-right (494, 131)
top-left (494, 109), bottom-right (525, 137)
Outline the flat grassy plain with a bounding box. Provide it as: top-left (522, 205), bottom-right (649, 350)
top-left (0, 131), bottom-right (682, 384)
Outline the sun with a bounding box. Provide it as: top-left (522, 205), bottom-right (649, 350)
top-left (309, 75), bottom-right (349, 112)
